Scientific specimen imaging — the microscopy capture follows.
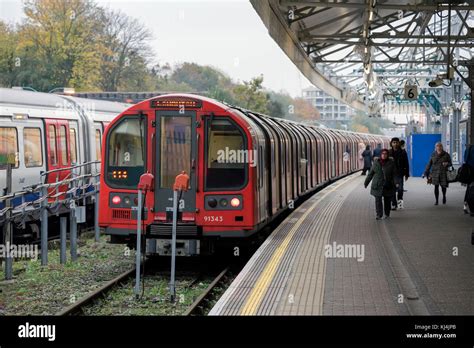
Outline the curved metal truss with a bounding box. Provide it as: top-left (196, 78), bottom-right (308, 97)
top-left (253, 0), bottom-right (473, 113)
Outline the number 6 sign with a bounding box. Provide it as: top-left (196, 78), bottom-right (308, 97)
top-left (404, 85), bottom-right (418, 101)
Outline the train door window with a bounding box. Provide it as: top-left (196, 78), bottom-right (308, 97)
top-left (23, 128), bottom-right (43, 167)
top-left (95, 129), bottom-right (102, 161)
top-left (0, 127), bottom-right (19, 168)
top-left (48, 125), bottom-right (57, 166)
top-left (69, 128), bottom-right (78, 164)
top-left (160, 116), bottom-right (192, 188)
top-left (205, 118), bottom-right (247, 190)
top-left (59, 125), bottom-right (68, 166)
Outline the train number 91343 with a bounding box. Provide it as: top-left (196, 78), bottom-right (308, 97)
top-left (203, 216), bottom-right (223, 222)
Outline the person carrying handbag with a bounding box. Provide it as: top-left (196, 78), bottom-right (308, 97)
top-left (423, 142), bottom-right (452, 205)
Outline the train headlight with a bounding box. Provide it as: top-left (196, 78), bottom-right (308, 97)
top-left (112, 195), bottom-right (121, 205)
top-left (230, 197), bottom-right (240, 208)
top-left (208, 198), bottom-right (218, 208)
top-left (123, 196), bottom-right (131, 206)
top-left (219, 198), bottom-right (228, 207)
top-left (205, 195), bottom-right (242, 210)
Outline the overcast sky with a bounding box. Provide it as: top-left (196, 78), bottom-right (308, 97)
top-left (0, 0), bottom-right (313, 96)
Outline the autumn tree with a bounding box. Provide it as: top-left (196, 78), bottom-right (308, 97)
top-left (20, 0), bottom-right (104, 91)
top-left (349, 112), bottom-right (392, 134)
top-left (291, 97), bottom-right (321, 121)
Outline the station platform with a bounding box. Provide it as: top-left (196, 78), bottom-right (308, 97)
top-left (210, 173), bottom-right (474, 315)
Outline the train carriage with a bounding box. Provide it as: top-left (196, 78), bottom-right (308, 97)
top-left (99, 93), bottom-right (389, 256)
top-left (0, 88), bottom-right (130, 240)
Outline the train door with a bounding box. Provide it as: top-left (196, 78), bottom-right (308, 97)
top-left (21, 123), bottom-right (45, 194)
top-left (279, 123), bottom-right (296, 201)
top-left (94, 123), bottom-right (103, 162)
top-left (44, 119), bottom-right (71, 194)
top-left (265, 117), bottom-right (286, 209)
top-left (68, 121), bottom-right (81, 179)
top-left (326, 131), bottom-right (335, 178)
top-left (0, 125), bottom-right (19, 195)
top-left (155, 110), bottom-right (196, 215)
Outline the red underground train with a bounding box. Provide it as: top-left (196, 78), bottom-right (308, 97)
top-left (99, 94), bottom-right (389, 256)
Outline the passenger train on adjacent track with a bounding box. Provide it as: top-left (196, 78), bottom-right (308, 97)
top-left (0, 88), bottom-right (130, 240)
top-left (99, 94), bottom-right (390, 256)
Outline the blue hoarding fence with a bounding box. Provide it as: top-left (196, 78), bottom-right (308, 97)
top-left (407, 133), bottom-right (442, 177)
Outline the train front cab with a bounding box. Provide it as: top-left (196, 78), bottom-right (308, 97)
top-left (100, 95), bottom-right (268, 256)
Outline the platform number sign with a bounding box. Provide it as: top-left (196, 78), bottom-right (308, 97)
top-left (404, 85), bottom-right (418, 101)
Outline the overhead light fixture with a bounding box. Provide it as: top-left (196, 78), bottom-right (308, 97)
top-left (428, 77), bottom-right (443, 87)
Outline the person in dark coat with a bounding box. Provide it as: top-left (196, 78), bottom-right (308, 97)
top-left (462, 144), bottom-right (474, 214)
top-left (361, 145), bottom-right (373, 175)
top-left (364, 149), bottom-right (397, 220)
top-left (423, 142), bottom-right (452, 205)
top-left (373, 143), bottom-right (382, 158)
top-left (388, 137), bottom-right (409, 210)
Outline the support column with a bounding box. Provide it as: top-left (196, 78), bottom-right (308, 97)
top-left (452, 80), bottom-right (462, 163)
top-left (469, 61), bottom-right (474, 146)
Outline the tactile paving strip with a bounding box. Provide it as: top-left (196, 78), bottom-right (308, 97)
top-left (209, 174), bottom-right (358, 315)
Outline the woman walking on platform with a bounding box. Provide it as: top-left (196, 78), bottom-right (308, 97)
top-left (364, 149), bottom-right (396, 220)
top-left (424, 142), bottom-right (452, 205)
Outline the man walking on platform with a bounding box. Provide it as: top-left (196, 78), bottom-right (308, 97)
top-left (388, 137), bottom-right (409, 210)
top-left (373, 143), bottom-right (382, 158)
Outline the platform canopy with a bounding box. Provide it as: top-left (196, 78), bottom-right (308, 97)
top-left (251, 0), bottom-right (474, 114)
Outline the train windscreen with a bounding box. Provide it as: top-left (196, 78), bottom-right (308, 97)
top-left (106, 117), bottom-right (146, 189)
top-left (205, 118), bottom-right (247, 190)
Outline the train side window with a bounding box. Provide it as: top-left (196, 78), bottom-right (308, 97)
top-left (69, 128), bottom-right (78, 164)
top-left (0, 127), bottom-right (19, 168)
top-left (95, 129), bottom-right (102, 161)
top-left (59, 125), bottom-right (68, 165)
top-left (23, 128), bottom-right (43, 167)
top-left (205, 118), bottom-right (247, 190)
top-left (48, 125), bottom-right (57, 166)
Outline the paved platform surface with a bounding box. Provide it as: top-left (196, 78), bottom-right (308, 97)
top-left (209, 174), bottom-right (474, 315)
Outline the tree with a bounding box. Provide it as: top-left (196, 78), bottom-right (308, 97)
top-left (291, 97), bottom-right (320, 121)
top-left (349, 112), bottom-right (392, 134)
top-left (20, 0), bottom-right (104, 91)
top-left (171, 63), bottom-right (222, 92)
top-left (0, 1), bottom-right (154, 92)
top-left (352, 124), bottom-right (370, 133)
top-left (208, 86), bottom-right (236, 104)
top-left (267, 98), bottom-right (285, 118)
top-left (0, 21), bottom-right (21, 87)
top-left (233, 75), bottom-right (268, 113)
top-left (98, 9), bottom-right (153, 91)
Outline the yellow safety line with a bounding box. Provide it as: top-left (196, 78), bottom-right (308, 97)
top-left (239, 176), bottom-right (352, 315)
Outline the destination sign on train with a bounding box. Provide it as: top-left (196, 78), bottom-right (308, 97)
top-left (150, 97), bottom-right (202, 109)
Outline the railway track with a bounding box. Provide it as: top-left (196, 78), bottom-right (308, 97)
top-left (57, 267), bottom-right (136, 316)
top-left (57, 262), bottom-right (231, 316)
top-left (184, 267), bottom-right (230, 316)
